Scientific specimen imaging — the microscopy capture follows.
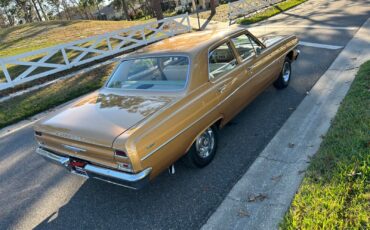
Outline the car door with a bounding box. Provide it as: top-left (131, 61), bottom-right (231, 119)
top-left (247, 33), bottom-right (282, 90)
top-left (227, 33), bottom-right (265, 113)
top-left (229, 32), bottom-right (280, 109)
top-left (208, 41), bottom-right (251, 123)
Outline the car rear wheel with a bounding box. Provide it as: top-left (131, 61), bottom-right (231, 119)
top-left (274, 57), bottom-right (292, 89)
top-left (183, 126), bottom-right (218, 168)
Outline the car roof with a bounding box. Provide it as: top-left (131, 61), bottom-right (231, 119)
top-left (128, 27), bottom-right (246, 57)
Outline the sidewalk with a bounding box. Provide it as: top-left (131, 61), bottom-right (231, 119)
top-left (201, 18), bottom-right (370, 230)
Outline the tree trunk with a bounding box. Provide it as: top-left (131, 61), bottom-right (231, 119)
top-left (151, 0), bottom-right (163, 20)
top-left (2, 8), bottom-right (15, 26)
top-left (128, 1), bottom-right (137, 16)
top-left (49, 1), bottom-right (62, 20)
top-left (121, 0), bottom-right (130, 20)
top-left (96, 2), bottom-right (101, 14)
top-left (36, 0), bottom-right (49, 20)
top-left (143, 0), bottom-right (153, 18)
top-left (55, 5), bottom-right (62, 20)
top-left (30, 0), bottom-right (43, 21)
top-left (61, 0), bottom-right (71, 20)
top-left (210, 0), bottom-right (216, 15)
top-left (82, 7), bottom-right (91, 20)
top-left (15, 0), bottom-right (34, 22)
top-left (70, 0), bottom-right (85, 19)
top-left (88, 7), bottom-right (95, 19)
top-left (191, 0), bottom-right (196, 12)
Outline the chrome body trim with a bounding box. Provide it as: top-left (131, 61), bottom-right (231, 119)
top-left (141, 46), bottom-right (298, 161)
top-left (37, 147), bottom-right (70, 168)
top-left (84, 164), bottom-right (151, 183)
top-left (62, 144), bottom-right (86, 153)
top-left (36, 147), bottom-right (151, 189)
top-left (114, 153), bottom-right (129, 159)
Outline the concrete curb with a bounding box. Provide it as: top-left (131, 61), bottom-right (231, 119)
top-left (201, 18), bottom-right (370, 230)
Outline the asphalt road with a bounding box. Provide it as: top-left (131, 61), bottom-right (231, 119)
top-left (1, 1), bottom-right (369, 229)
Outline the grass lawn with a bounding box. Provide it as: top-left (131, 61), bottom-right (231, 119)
top-left (238, 0), bottom-right (307, 25)
top-left (191, 3), bottom-right (230, 22)
top-left (281, 61), bottom-right (370, 229)
top-left (0, 19), bottom-right (160, 85)
top-left (0, 20), bottom-right (150, 58)
top-left (0, 62), bottom-right (116, 129)
top-left (189, 1), bottom-right (266, 22)
top-left (189, 0), bottom-right (307, 23)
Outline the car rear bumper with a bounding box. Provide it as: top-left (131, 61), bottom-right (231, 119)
top-left (293, 49), bottom-right (300, 60)
top-left (36, 147), bottom-right (151, 190)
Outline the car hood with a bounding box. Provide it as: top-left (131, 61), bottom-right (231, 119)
top-left (35, 91), bottom-right (176, 147)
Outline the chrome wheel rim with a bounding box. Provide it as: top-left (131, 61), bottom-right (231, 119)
top-left (195, 128), bottom-right (215, 159)
top-left (282, 62), bottom-right (291, 82)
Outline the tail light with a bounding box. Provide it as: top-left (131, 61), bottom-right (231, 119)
top-left (114, 150), bottom-right (127, 158)
top-left (70, 159), bottom-right (87, 168)
top-left (114, 150), bottom-right (132, 172)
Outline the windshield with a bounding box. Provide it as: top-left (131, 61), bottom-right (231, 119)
top-left (107, 56), bottom-right (189, 90)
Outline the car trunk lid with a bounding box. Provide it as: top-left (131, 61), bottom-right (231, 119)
top-left (36, 91), bottom-right (176, 148)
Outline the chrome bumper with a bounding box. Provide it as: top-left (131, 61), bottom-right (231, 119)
top-left (36, 147), bottom-right (151, 190)
top-left (294, 49), bottom-right (300, 60)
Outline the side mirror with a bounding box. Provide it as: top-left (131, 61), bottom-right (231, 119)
top-left (256, 47), bottom-right (262, 55)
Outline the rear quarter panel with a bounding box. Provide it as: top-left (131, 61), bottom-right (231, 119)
top-left (114, 86), bottom-right (224, 179)
top-left (268, 35), bottom-right (300, 78)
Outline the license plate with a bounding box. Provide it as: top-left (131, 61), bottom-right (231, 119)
top-left (73, 166), bottom-right (88, 177)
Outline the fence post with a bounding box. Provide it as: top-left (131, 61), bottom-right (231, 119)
top-left (0, 60), bottom-right (13, 87)
top-left (141, 28), bottom-right (148, 45)
top-left (186, 13), bottom-right (191, 32)
top-left (61, 48), bottom-right (70, 67)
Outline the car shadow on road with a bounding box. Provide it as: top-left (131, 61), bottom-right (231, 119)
top-left (35, 161), bottom-right (222, 229)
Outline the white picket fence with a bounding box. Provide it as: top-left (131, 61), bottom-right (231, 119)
top-left (0, 14), bottom-right (191, 91)
top-left (228, 0), bottom-right (284, 22)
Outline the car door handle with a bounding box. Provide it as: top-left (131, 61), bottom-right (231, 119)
top-left (247, 65), bottom-right (256, 72)
top-left (217, 84), bottom-right (229, 93)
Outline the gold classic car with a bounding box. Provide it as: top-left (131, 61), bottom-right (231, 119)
top-left (34, 28), bottom-right (299, 189)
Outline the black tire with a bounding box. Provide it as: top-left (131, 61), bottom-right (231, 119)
top-left (274, 57), bottom-right (292, 89)
top-left (183, 126), bottom-right (218, 168)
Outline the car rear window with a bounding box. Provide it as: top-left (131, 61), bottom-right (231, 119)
top-left (107, 56), bottom-right (189, 90)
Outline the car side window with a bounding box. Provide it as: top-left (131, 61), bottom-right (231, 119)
top-left (249, 36), bottom-right (263, 53)
top-left (209, 42), bottom-right (237, 80)
top-left (231, 34), bottom-right (259, 61)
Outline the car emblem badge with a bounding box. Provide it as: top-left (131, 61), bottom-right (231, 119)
top-left (146, 142), bottom-right (155, 150)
